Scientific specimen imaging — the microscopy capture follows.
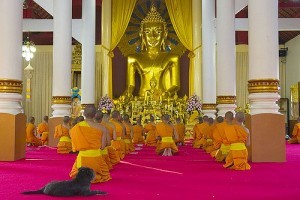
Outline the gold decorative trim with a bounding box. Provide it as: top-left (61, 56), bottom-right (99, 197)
top-left (52, 96), bottom-right (72, 104)
top-left (248, 79), bottom-right (280, 93)
top-left (202, 103), bottom-right (217, 110)
top-left (80, 104), bottom-right (95, 110)
top-left (217, 96), bottom-right (236, 104)
top-left (0, 79), bottom-right (23, 94)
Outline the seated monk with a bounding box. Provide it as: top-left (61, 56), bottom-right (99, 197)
top-left (223, 111), bottom-right (251, 170)
top-left (54, 116), bottom-right (72, 154)
top-left (144, 115), bottom-right (157, 146)
top-left (26, 116), bottom-right (42, 147)
top-left (122, 114), bottom-right (135, 154)
top-left (155, 114), bottom-right (179, 156)
top-left (206, 116), bottom-right (224, 154)
top-left (192, 116), bottom-right (209, 148)
top-left (174, 117), bottom-right (186, 146)
top-left (202, 117), bottom-right (214, 150)
top-left (101, 113), bottom-right (120, 166)
top-left (94, 111), bottom-right (112, 170)
top-left (37, 115), bottom-right (49, 145)
top-left (214, 112), bottom-right (232, 162)
top-left (289, 117), bottom-right (300, 144)
top-left (132, 118), bottom-right (145, 144)
top-left (110, 110), bottom-right (126, 160)
top-left (69, 105), bottom-right (111, 183)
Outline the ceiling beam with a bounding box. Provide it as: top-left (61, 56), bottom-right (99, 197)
top-left (33, 0), bottom-right (53, 16)
top-left (23, 19), bottom-right (82, 42)
top-left (236, 18), bottom-right (300, 31)
top-left (235, 0), bottom-right (248, 14)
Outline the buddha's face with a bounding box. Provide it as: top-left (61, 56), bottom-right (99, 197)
top-left (142, 22), bottom-right (165, 48)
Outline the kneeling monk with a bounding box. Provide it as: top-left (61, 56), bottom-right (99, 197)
top-left (156, 114), bottom-right (178, 156)
top-left (69, 105), bottom-right (111, 183)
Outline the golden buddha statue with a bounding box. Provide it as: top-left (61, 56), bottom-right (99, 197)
top-left (123, 5), bottom-right (180, 99)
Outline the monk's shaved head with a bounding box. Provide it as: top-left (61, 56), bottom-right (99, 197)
top-left (225, 111), bottom-right (234, 121)
top-left (84, 105), bottom-right (96, 119)
top-left (235, 111), bottom-right (245, 123)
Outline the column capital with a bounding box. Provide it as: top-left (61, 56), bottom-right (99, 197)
top-left (0, 79), bottom-right (22, 94)
top-left (216, 96), bottom-right (236, 104)
top-left (52, 96), bottom-right (72, 104)
top-left (248, 79), bottom-right (280, 93)
top-left (202, 103), bottom-right (217, 110)
top-left (81, 103), bottom-right (95, 110)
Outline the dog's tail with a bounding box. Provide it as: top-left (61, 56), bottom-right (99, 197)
top-left (22, 189), bottom-right (44, 195)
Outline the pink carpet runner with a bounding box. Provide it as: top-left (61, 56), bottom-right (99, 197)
top-left (0, 143), bottom-right (300, 200)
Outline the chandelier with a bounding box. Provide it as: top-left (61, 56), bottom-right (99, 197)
top-left (22, 37), bottom-right (36, 62)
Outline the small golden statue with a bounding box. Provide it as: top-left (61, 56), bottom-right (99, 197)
top-left (123, 5), bottom-right (180, 99)
top-left (144, 75), bottom-right (162, 104)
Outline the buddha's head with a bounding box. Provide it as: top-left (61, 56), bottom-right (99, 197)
top-left (140, 5), bottom-right (168, 51)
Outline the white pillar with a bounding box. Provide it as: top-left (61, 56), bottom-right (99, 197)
top-left (202, 0), bottom-right (216, 118)
top-left (101, 0), bottom-right (112, 97)
top-left (0, 0), bottom-right (23, 114)
top-left (81, 0), bottom-right (96, 107)
top-left (192, 0), bottom-right (202, 98)
top-left (248, 0), bottom-right (280, 115)
top-left (52, 0), bottom-right (72, 117)
top-left (216, 0), bottom-right (236, 117)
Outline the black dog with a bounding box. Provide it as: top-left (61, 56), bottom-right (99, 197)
top-left (22, 167), bottom-right (107, 196)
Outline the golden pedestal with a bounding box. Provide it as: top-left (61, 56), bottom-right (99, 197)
top-left (0, 113), bottom-right (26, 161)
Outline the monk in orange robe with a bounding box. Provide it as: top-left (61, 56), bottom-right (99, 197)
top-left (205, 116), bottom-right (223, 154)
top-left (289, 117), bottom-right (300, 144)
top-left (144, 115), bottom-right (157, 146)
top-left (122, 114), bottom-right (135, 153)
top-left (214, 112), bottom-right (232, 162)
top-left (223, 111), bottom-right (251, 170)
top-left (94, 111), bottom-right (113, 170)
top-left (132, 118), bottom-right (145, 144)
top-left (101, 113), bottom-right (120, 166)
top-left (54, 116), bottom-right (72, 154)
top-left (37, 116), bottom-right (49, 145)
top-left (202, 117), bottom-right (214, 150)
top-left (193, 116), bottom-right (209, 148)
top-left (26, 116), bottom-right (42, 146)
top-left (174, 117), bottom-right (186, 146)
top-left (155, 114), bottom-right (178, 156)
top-left (110, 110), bottom-right (126, 160)
top-left (69, 105), bottom-right (111, 183)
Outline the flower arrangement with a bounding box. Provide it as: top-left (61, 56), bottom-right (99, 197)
top-left (98, 95), bottom-right (114, 113)
top-left (186, 94), bottom-right (202, 113)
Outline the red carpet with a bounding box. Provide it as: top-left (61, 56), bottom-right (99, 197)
top-left (0, 143), bottom-right (300, 200)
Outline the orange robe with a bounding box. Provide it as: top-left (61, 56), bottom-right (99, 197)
top-left (123, 122), bottom-right (135, 153)
top-left (174, 123), bottom-right (186, 144)
top-left (289, 123), bottom-right (300, 144)
top-left (132, 125), bottom-right (145, 144)
top-left (155, 122), bottom-right (178, 155)
top-left (193, 122), bottom-right (209, 148)
top-left (101, 122), bottom-right (120, 166)
top-left (223, 124), bottom-right (251, 170)
top-left (203, 125), bottom-right (214, 151)
top-left (212, 122), bottom-right (230, 162)
top-left (144, 123), bottom-right (157, 146)
top-left (37, 122), bottom-right (49, 145)
top-left (26, 123), bottom-right (42, 146)
top-left (69, 121), bottom-right (111, 183)
top-left (110, 119), bottom-right (126, 160)
top-left (54, 124), bottom-right (72, 154)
